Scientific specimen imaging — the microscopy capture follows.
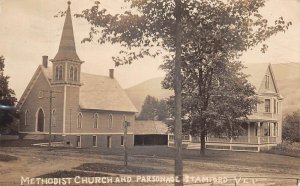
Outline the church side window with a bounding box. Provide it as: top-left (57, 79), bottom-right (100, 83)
top-left (69, 66), bottom-right (74, 81)
top-left (108, 114), bottom-right (113, 129)
top-left (77, 113), bottom-right (83, 128)
top-left (94, 113), bottom-right (99, 128)
top-left (25, 110), bottom-right (29, 126)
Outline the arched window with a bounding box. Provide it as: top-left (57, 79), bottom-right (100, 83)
top-left (77, 113), bottom-right (83, 128)
top-left (74, 67), bottom-right (78, 81)
top-left (55, 65), bottom-right (63, 80)
top-left (52, 109), bottom-right (56, 126)
top-left (55, 66), bottom-right (59, 80)
top-left (58, 65), bottom-right (63, 80)
top-left (93, 113), bottom-right (99, 128)
top-left (69, 66), bottom-right (74, 81)
top-left (108, 114), bottom-right (113, 129)
top-left (25, 110), bottom-right (29, 126)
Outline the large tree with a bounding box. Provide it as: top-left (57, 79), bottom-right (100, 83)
top-left (160, 0), bottom-right (291, 155)
top-left (0, 56), bottom-right (17, 129)
top-left (138, 95), bottom-right (169, 121)
top-left (75, 0), bottom-right (291, 183)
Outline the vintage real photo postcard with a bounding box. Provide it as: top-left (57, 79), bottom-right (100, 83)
top-left (0, 0), bottom-right (299, 185)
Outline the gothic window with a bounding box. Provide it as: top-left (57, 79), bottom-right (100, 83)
top-left (55, 65), bottom-right (63, 80)
top-left (108, 114), bottom-right (113, 129)
top-left (69, 66), bottom-right (74, 81)
top-left (25, 110), bottom-right (29, 126)
top-left (74, 67), bottom-right (78, 81)
top-left (93, 113), bottom-right (99, 128)
top-left (55, 66), bottom-right (59, 80)
top-left (58, 65), bottom-right (63, 80)
top-left (77, 113), bottom-right (83, 128)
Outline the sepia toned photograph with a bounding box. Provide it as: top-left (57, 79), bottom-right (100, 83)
top-left (0, 0), bottom-right (299, 185)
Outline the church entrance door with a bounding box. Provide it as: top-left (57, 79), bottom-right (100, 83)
top-left (37, 109), bottom-right (45, 132)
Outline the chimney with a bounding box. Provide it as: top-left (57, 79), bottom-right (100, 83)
top-left (109, 69), bottom-right (114, 79)
top-left (42, 56), bottom-right (48, 68)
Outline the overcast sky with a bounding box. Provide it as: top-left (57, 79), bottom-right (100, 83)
top-left (0, 0), bottom-right (299, 99)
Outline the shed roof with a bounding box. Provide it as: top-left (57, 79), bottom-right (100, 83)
top-left (134, 120), bottom-right (169, 135)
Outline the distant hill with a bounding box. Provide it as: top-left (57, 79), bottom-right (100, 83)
top-left (125, 77), bottom-right (172, 112)
top-left (125, 63), bottom-right (300, 115)
top-left (272, 63), bottom-right (300, 115)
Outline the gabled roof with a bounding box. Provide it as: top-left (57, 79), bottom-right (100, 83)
top-left (52, 2), bottom-right (81, 62)
top-left (134, 120), bottom-right (169, 135)
top-left (42, 67), bottom-right (137, 113)
top-left (16, 65), bottom-right (51, 109)
top-left (242, 63), bottom-right (279, 93)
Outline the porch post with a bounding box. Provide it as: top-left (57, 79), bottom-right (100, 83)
top-left (257, 122), bottom-right (261, 144)
top-left (248, 122), bottom-right (250, 143)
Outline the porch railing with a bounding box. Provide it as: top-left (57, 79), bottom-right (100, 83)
top-left (206, 136), bottom-right (277, 144)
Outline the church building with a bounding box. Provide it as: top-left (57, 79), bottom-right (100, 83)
top-left (17, 2), bottom-right (137, 148)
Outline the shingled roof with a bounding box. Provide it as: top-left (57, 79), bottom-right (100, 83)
top-left (52, 1), bottom-right (81, 62)
top-left (42, 67), bottom-right (138, 113)
top-left (134, 120), bottom-right (169, 135)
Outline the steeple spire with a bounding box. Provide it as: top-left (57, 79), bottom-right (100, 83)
top-left (53, 1), bottom-right (81, 62)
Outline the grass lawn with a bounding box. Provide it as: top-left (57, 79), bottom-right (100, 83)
top-left (0, 146), bottom-right (299, 186)
top-left (264, 142), bottom-right (300, 158)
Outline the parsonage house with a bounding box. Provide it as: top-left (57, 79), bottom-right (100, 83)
top-left (17, 2), bottom-right (137, 148)
top-left (169, 63), bottom-right (284, 152)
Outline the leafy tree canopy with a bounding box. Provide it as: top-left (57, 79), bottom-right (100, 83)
top-left (137, 95), bottom-right (169, 121)
top-left (0, 56), bottom-right (17, 128)
top-left (283, 110), bottom-right (300, 143)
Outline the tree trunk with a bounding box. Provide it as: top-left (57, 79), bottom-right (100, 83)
top-left (200, 130), bottom-right (206, 156)
top-left (174, 0), bottom-right (183, 186)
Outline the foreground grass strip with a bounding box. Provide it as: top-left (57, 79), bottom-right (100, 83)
top-left (0, 154), bottom-right (18, 162)
top-left (75, 163), bottom-right (165, 174)
top-left (38, 170), bottom-right (112, 178)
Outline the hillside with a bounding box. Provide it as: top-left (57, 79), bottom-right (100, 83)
top-left (125, 77), bottom-right (172, 112)
top-left (125, 63), bottom-right (300, 115)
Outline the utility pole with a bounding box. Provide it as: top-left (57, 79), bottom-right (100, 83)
top-left (40, 90), bottom-right (61, 150)
top-left (49, 90), bottom-right (53, 149)
top-left (123, 121), bottom-right (130, 168)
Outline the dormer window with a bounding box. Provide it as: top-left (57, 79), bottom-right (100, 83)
top-left (265, 75), bottom-right (270, 89)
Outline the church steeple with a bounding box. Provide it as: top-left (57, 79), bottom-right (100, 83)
top-left (51, 1), bottom-right (82, 86)
top-left (53, 1), bottom-right (81, 62)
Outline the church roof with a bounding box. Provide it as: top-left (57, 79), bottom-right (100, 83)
top-left (42, 67), bottom-right (138, 113)
top-left (52, 2), bottom-right (81, 62)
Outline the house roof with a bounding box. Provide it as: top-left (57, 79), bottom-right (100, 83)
top-left (42, 67), bottom-right (138, 113)
top-left (134, 120), bottom-right (169, 135)
top-left (52, 2), bottom-right (81, 62)
top-left (242, 63), bottom-right (279, 93)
